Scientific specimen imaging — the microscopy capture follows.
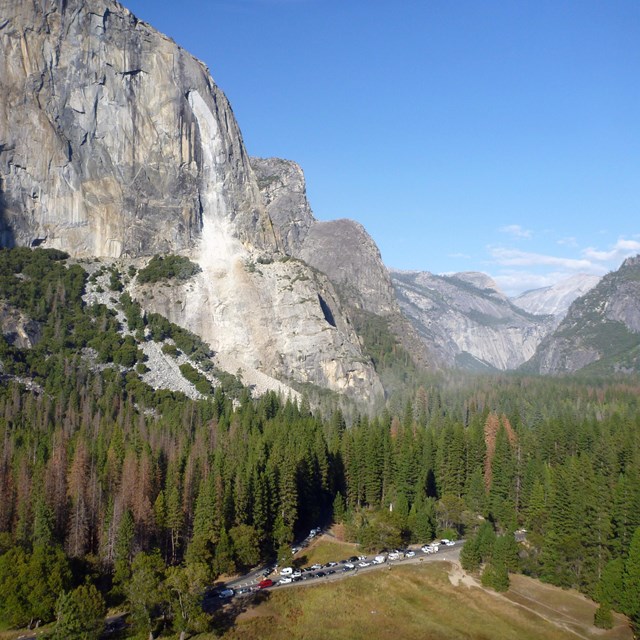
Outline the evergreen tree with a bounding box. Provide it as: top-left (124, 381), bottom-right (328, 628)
top-left (126, 551), bottom-right (168, 640)
top-left (593, 602), bottom-right (613, 630)
top-left (623, 526), bottom-right (640, 630)
top-left (53, 584), bottom-right (106, 640)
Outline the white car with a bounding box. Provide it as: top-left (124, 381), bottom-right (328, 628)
top-left (358, 561), bottom-right (371, 567)
top-left (405, 550), bottom-right (416, 558)
top-left (388, 551), bottom-right (402, 560)
top-left (280, 567), bottom-right (293, 576)
top-left (310, 563), bottom-right (322, 570)
top-left (278, 576), bottom-right (293, 584)
top-left (372, 555), bottom-right (386, 564)
top-left (292, 569), bottom-right (302, 578)
top-left (445, 540), bottom-right (455, 546)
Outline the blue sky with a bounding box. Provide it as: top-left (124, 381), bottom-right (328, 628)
top-left (125, 0), bottom-right (639, 296)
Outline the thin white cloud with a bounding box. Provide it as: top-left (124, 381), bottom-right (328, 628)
top-left (448, 252), bottom-right (471, 259)
top-left (557, 236), bottom-right (578, 248)
top-left (488, 247), bottom-right (595, 271)
top-left (499, 224), bottom-right (532, 239)
top-left (582, 237), bottom-right (640, 262)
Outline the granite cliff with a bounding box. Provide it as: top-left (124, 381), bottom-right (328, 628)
top-left (251, 157), bottom-right (432, 374)
top-left (0, 0), bottom-right (383, 403)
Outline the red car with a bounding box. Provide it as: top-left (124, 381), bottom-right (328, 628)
top-left (257, 579), bottom-right (274, 589)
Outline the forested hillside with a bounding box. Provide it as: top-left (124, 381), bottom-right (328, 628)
top-left (0, 249), bottom-right (639, 637)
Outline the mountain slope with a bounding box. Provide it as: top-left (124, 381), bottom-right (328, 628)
top-left (0, 0), bottom-right (383, 404)
top-left (251, 157), bottom-right (433, 384)
top-left (392, 270), bottom-right (554, 370)
top-left (525, 256), bottom-right (640, 374)
top-left (512, 274), bottom-right (601, 318)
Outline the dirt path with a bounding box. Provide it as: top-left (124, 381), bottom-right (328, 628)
top-left (446, 561), bottom-right (631, 640)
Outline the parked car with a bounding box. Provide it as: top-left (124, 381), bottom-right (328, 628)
top-left (405, 550), bottom-right (416, 558)
top-left (310, 563), bottom-right (322, 570)
top-left (279, 576), bottom-right (293, 585)
top-left (358, 561), bottom-right (371, 567)
top-left (344, 562), bottom-right (355, 569)
top-left (218, 588), bottom-right (234, 598)
top-left (372, 555), bottom-right (386, 564)
top-left (348, 556), bottom-right (359, 563)
top-left (388, 551), bottom-right (402, 560)
top-left (292, 569), bottom-right (302, 578)
top-left (257, 579), bottom-right (273, 589)
top-left (280, 567), bottom-right (293, 576)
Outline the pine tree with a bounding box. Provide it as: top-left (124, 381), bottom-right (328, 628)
top-left (53, 584), bottom-right (105, 640)
top-left (126, 551), bottom-right (168, 640)
top-left (623, 527), bottom-right (640, 627)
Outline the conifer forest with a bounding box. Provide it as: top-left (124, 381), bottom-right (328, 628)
top-left (0, 249), bottom-right (638, 637)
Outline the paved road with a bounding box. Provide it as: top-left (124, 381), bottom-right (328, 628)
top-left (213, 541), bottom-right (464, 600)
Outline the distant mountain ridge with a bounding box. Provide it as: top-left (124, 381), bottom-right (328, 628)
top-left (391, 269), bottom-right (554, 370)
top-left (512, 274), bottom-right (601, 318)
top-left (525, 255), bottom-right (640, 374)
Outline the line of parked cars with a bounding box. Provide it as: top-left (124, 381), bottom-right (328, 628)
top-left (216, 538), bottom-right (458, 600)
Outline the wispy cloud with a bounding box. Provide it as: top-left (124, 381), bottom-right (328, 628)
top-left (582, 237), bottom-right (640, 262)
top-left (499, 224), bottom-right (532, 239)
top-left (448, 252), bottom-right (471, 259)
top-left (488, 247), bottom-right (595, 271)
top-left (557, 236), bottom-right (578, 248)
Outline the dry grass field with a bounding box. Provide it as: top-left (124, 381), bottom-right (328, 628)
top-left (207, 561), bottom-right (629, 640)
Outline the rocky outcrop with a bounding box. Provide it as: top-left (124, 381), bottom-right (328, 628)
top-left (0, 0), bottom-right (275, 257)
top-left (526, 256), bottom-right (640, 374)
top-left (0, 301), bottom-right (41, 349)
top-left (252, 158), bottom-right (433, 371)
top-left (392, 270), bottom-right (554, 370)
top-left (512, 274), bottom-right (601, 319)
top-left (299, 219), bottom-right (397, 316)
top-left (250, 157), bottom-right (314, 255)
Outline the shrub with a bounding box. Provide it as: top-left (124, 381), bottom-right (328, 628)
top-left (137, 255), bottom-right (201, 284)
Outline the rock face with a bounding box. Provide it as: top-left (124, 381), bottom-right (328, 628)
top-left (0, 0), bottom-right (384, 403)
top-left (252, 157), bottom-right (432, 371)
top-left (392, 270), bottom-right (554, 370)
top-left (526, 256), bottom-right (640, 374)
top-left (133, 255), bottom-right (384, 400)
top-left (250, 157), bottom-right (314, 255)
top-left (512, 274), bottom-right (601, 318)
top-left (0, 0), bottom-right (274, 256)
top-left (299, 219), bottom-right (397, 316)
top-left (0, 301), bottom-right (41, 349)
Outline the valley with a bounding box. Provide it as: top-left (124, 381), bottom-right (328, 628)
top-left (0, 1), bottom-right (638, 639)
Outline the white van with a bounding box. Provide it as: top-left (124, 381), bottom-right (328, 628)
top-left (280, 567), bottom-right (293, 576)
top-left (372, 555), bottom-right (386, 564)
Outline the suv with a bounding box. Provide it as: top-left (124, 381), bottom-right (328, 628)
top-left (257, 579), bottom-right (273, 589)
